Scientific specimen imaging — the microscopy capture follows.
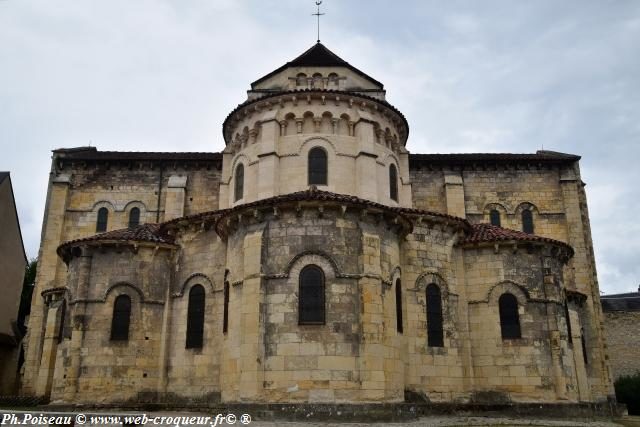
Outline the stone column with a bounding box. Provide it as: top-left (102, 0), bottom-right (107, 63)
top-left (35, 291), bottom-right (66, 397)
top-left (257, 120), bottom-right (280, 200)
top-left (164, 175), bottom-right (187, 220)
top-left (23, 173), bottom-right (70, 396)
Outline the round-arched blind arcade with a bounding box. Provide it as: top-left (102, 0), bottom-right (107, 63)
top-left (234, 164), bottom-right (244, 202)
top-left (426, 284), bottom-right (444, 347)
top-left (308, 147), bottom-right (328, 186)
top-left (186, 285), bottom-right (205, 349)
top-left (499, 293), bottom-right (521, 339)
top-left (389, 164), bottom-right (399, 202)
top-left (110, 295), bottom-right (131, 341)
top-left (96, 207), bottom-right (109, 233)
top-left (299, 265), bottom-right (325, 324)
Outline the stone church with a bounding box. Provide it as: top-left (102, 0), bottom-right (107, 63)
top-left (22, 42), bottom-right (614, 407)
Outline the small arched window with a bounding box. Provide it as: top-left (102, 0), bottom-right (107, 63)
top-left (299, 265), bottom-right (325, 325)
top-left (223, 281), bottom-right (229, 334)
top-left (128, 207), bottom-right (140, 228)
top-left (499, 293), bottom-right (521, 339)
top-left (522, 209), bottom-right (534, 234)
top-left (186, 285), bottom-right (205, 349)
top-left (312, 73), bottom-right (323, 89)
top-left (395, 279), bottom-right (403, 334)
top-left (426, 284), bottom-right (444, 347)
top-left (234, 164), bottom-right (244, 202)
top-left (389, 164), bottom-right (398, 202)
top-left (308, 147), bottom-right (328, 186)
top-left (328, 73), bottom-right (339, 86)
top-left (490, 209), bottom-right (501, 227)
top-left (296, 73), bottom-right (307, 86)
top-left (96, 207), bottom-right (109, 232)
top-left (110, 295), bottom-right (131, 341)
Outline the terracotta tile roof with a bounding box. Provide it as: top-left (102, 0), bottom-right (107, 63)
top-left (53, 147), bottom-right (221, 162)
top-left (463, 223), bottom-right (573, 253)
top-left (223, 88), bottom-right (408, 144)
top-left (58, 223), bottom-right (175, 258)
top-left (410, 151), bottom-right (580, 166)
top-left (251, 42), bottom-right (383, 89)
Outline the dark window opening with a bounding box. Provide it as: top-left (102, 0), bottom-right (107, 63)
top-left (522, 209), bottom-right (534, 234)
top-left (128, 207), bottom-right (140, 228)
top-left (96, 207), bottom-right (109, 233)
top-left (490, 209), bottom-right (501, 227)
top-left (426, 284), bottom-right (444, 347)
top-left (299, 265), bottom-right (325, 324)
top-left (395, 279), bottom-right (403, 334)
top-left (581, 328), bottom-right (589, 365)
top-left (223, 281), bottom-right (229, 334)
top-left (499, 293), bottom-right (521, 339)
top-left (234, 164), bottom-right (244, 202)
top-left (110, 295), bottom-right (131, 341)
top-left (186, 285), bottom-right (205, 349)
top-left (564, 300), bottom-right (573, 344)
top-left (389, 164), bottom-right (398, 202)
top-left (57, 300), bottom-right (66, 344)
top-left (308, 147), bottom-right (328, 185)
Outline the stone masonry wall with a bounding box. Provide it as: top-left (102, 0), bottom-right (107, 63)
top-left (603, 311), bottom-right (640, 380)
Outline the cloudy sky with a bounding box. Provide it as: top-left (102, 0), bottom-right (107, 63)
top-left (1, 1), bottom-right (638, 294)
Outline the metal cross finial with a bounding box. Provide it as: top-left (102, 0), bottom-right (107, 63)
top-left (312, 1), bottom-right (325, 43)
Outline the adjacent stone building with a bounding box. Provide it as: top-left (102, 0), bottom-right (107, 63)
top-left (601, 288), bottom-right (640, 380)
top-left (22, 43), bottom-right (614, 407)
top-left (0, 172), bottom-right (28, 394)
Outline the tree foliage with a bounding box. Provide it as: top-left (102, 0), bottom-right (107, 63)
top-left (615, 372), bottom-right (640, 415)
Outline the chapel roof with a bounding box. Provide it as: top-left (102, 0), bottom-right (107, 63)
top-left (463, 223), bottom-right (574, 254)
top-left (251, 42), bottom-right (383, 89)
top-left (53, 147), bottom-right (222, 162)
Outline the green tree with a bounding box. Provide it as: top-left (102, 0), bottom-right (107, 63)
top-left (17, 258), bottom-right (37, 336)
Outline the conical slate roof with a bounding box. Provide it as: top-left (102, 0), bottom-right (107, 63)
top-left (251, 42), bottom-right (383, 89)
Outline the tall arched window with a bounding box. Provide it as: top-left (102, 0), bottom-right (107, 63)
top-left (110, 295), bottom-right (131, 341)
top-left (128, 207), bottom-right (140, 228)
top-left (499, 293), bottom-right (521, 339)
top-left (389, 164), bottom-right (398, 202)
top-left (426, 284), bottom-right (444, 347)
top-left (186, 285), bottom-right (205, 349)
top-left (395, 279), bottom-right (403, 334)
top-left (234, 164), bottom-right (244, 202)
top-left (490, 209), bottom-right (501, 227)
top-left (223, 281), bottom-right (229, 334)
top-left (522, 209), bottom-right (534, 234)
top-left (308, 147), bottom-right (328, 185)
top-left (96, 207), bottom-right (109, 232)
top-left (299, 265), bottom-right (325, 324)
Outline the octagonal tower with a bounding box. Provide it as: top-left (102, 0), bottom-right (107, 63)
top-left (219, 43), bottom-right (411, 208)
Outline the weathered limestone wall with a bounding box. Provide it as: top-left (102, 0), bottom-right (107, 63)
top-left (603, 311), bottom-right (640, 380)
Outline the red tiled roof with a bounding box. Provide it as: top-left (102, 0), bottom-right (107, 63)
top-left (463, 223), bottom-right (573, 252)
top-left (57, 223), bottom-right (175, 259)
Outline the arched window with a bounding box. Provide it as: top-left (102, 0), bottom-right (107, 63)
top-left (328, 73), bottom-right (339, 87)
top-left (223, 281), bottom-right (229, 334)
top-left (234, 164), bottom-right (244, 202)
top-left (564, 300), bottom-right (573, 344)
top-left (522, 209), bottom-right (534, 234)
top-left (308, 147), bottom-right (328, 186)
top-left (110, 295), bottom-right (131, 341)
top-left (426, 284), bottom-right (444, 347)
top-left (296, 73), bottom-right (307, 86)
top-left (389, 164), bottom-right (398, 202)
top-left (490, 209), bottom-right (501, 227)
top-left (312, 73), bottom-right (323, 89)
top-left (395, 279), bottom-right (403, 334)
top-left (499, 293), bottom-right (521, 339)
top-left (96, 207), bottom-right (109, 232)
top-left (299, 265), bottom-right (325, 324)
top-left (186, 285), bottom-right (205, 349)
top-left (128, 207), bottom-right (140, 228)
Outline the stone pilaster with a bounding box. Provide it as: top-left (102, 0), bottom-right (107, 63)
top-left (444, 172), bottom-right (465, 218)
top-left (164, 175), bottom-right (187, 221)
